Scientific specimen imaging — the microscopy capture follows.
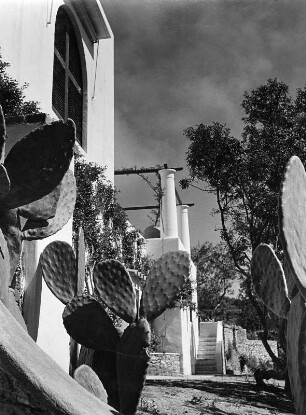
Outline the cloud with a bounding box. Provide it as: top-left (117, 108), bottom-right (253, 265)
top-left (102, 0), bottom-right (306, 244)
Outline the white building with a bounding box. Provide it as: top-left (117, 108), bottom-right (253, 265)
top-left (0, 0), bottom-right (114, 370)
top-left (143, 168), bottom-right (199, 375)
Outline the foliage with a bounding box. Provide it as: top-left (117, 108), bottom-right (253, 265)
top-left (191, 241), bottom-right (237, 320)
top-left (139, 398), bottom-right (160, 415)
top-left (231, 295), bottom-right (264, 334)
top-left (172, 275), bottom-right (196, 311)
top-left (0, 50), bottom-right (40, 116)
top-left (243, 354), bottom-right (273, 374)
top-left (148, 323), bottom-right (162, 352)
top-left (137, 172), bottom-right (163, 226)
top-left (73, 156), bottom-right (148, 273)
top-left (182, 78), bottom-right (306, 363)
top-left (74, 158), bottom-right (196, 317)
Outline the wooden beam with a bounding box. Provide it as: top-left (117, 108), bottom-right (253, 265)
top-left (123, 203), bottom-right (194, 211)
top-left (115, 166), bottom-right (183, 175)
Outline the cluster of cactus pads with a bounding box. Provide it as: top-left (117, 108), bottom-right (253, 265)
top-left (39, 240), bottom-right (190, 415)
top-left (0, 106), bottom-right (76, 328)
top-left (251, 156), bottom-right (306, 415)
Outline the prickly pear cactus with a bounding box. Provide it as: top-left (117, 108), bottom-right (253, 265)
top-left (0, 107), bottom-right (76, 336)
top-left (63, 294), bottom-right (120, 351)
top-left (73, 364), bottom-right (108, 403)
top-left (40, 241), bottom-right (77, 305)
top-left (0, 106), bottom-right (76, 286)
top-left (251, 155), bottom-right (306, 415)
top-left (251, 244), bottom-right (290, 319)
top-left (40, 238), bottom-right (191, 415)
top-left (0, 229), bottom-right (10, 307)
top-left (2, 118), bottom-right (75, 209)
top-left (140, 250), bottom-right (190, 321)
top-left (93, 260), bottom-right (137, 323)
top-left (22, 169), bottom-right (76, 241)
top-left (0, 108), bottom-right (117, 414)
top-left (280, 156), bottom-right (306, 299)
top-left (117, 318), bottom-right (151, 415)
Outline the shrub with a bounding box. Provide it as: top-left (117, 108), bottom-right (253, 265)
top-left (0, 50), bottom-right (40, 116)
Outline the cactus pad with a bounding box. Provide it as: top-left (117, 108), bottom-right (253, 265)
top-left (0, 106), bottom-right (5, 163)
top-left (18, 184), bottom-right (61, 221)
top-left (280, 156), bottom-right (306, 299)
top-left (77, 227), bottom-right (85, 295)
top-left (2, 119), bottom-right (75, 209)
top-left (93, 260), bottom-right (137, 323)
top-left (117, 319), bottom-right (151, 415)
top-left (78, 346), bottom-right (94, 367)
top-left (251, 244), bottom-right (290, 318)
top-left (74, 364), bottom-right (108, 403)
top-left (140, 250), bottom-right (190, 321)
top-left (0, 229), bottom-right (11, 306)
top-left (40, 241), bottom-right (77, 304)
top-left (0, 209), bottom-right (23, 281)
top-left (63, 295), bottom-right (120, 351)
top-left (5, 288), bottom-right (27, 330)
top-left (0, 165), bottom-right (10, 200)
top-left (93, 349), bottom-right (120, 411)
top-left (22, 169), bottom-right (76, 241)
top-left (287, 294), bottom-right (306, 414)
top-left (0, 299), bottom-right (117, 415)
top-left (283, 255), bottom-right (299, 300)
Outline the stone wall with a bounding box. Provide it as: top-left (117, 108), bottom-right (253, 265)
top-left (147, 353), bottom-right (181, 376)
top-left (224, 325), bottom-right (278, 373)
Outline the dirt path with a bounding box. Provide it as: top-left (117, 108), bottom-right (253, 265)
top-left (137, 376), bottom-right (295, 415)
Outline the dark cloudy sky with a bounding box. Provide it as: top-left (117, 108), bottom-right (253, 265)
top-left (102, 0), bottom-right (306, 247)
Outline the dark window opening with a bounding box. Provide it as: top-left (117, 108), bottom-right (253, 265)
top-left (52, 7), bottom-right (83, 146)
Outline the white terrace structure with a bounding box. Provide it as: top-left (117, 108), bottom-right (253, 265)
top-left (0, 0), bottom-right (114, 370)
top-left (142, 167), bottom-right (199, 374)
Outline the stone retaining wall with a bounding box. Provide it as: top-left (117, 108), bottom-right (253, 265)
top-left (224, 325), bottom-right (277, 360)
top-left (147, 353), bottom-right (181, 375)
top-left (224, 325), bottom-right (278, 373)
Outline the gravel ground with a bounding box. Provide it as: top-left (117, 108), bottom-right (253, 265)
top-left (137, 375), bottom-right (295, 415)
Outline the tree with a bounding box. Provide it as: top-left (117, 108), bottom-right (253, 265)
top-left (182, 78), bottom-right (306, 365)
top-left (0, 50), bottom-right (40, 116)
top-left (192, 241), bottom-right (237, 321)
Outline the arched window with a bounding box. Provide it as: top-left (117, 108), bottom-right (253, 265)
top-left (52, 7), bottom-right (84, 146)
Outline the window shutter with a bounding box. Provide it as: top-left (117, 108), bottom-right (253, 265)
top-left (52, 7), bottom-right (83, 146)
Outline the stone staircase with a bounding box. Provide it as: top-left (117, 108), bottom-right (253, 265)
top-left (195, 335), bottom-right (217, 375)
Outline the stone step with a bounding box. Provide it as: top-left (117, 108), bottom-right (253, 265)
top-left (196, 365), bottom-right (216, 371)
top-left (198, 345), bottom-right (216, 350)
top-left (198, 342), bottom-right (216, 347)
top-left (197, 347), bottom-right (216, 352)
top-left (197, 354), bottom-right (215, 360)
top-left (196, 359), bottom-right (216, 365)
top-left (195, 362), bottom-right (217, 375)
top-left (195, 368), bottom-right (217, 375)
top-left (195, 363), bottom-right (217, 369)
top-left (196, 362), bottom-right (216, 368)
top-left (198, 343), bottom-right (216, 348)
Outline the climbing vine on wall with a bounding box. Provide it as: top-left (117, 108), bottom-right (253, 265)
top-left (74, 158), bottom-right (195, 313)
top-left (73, 156), bottom-right (150, 274)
